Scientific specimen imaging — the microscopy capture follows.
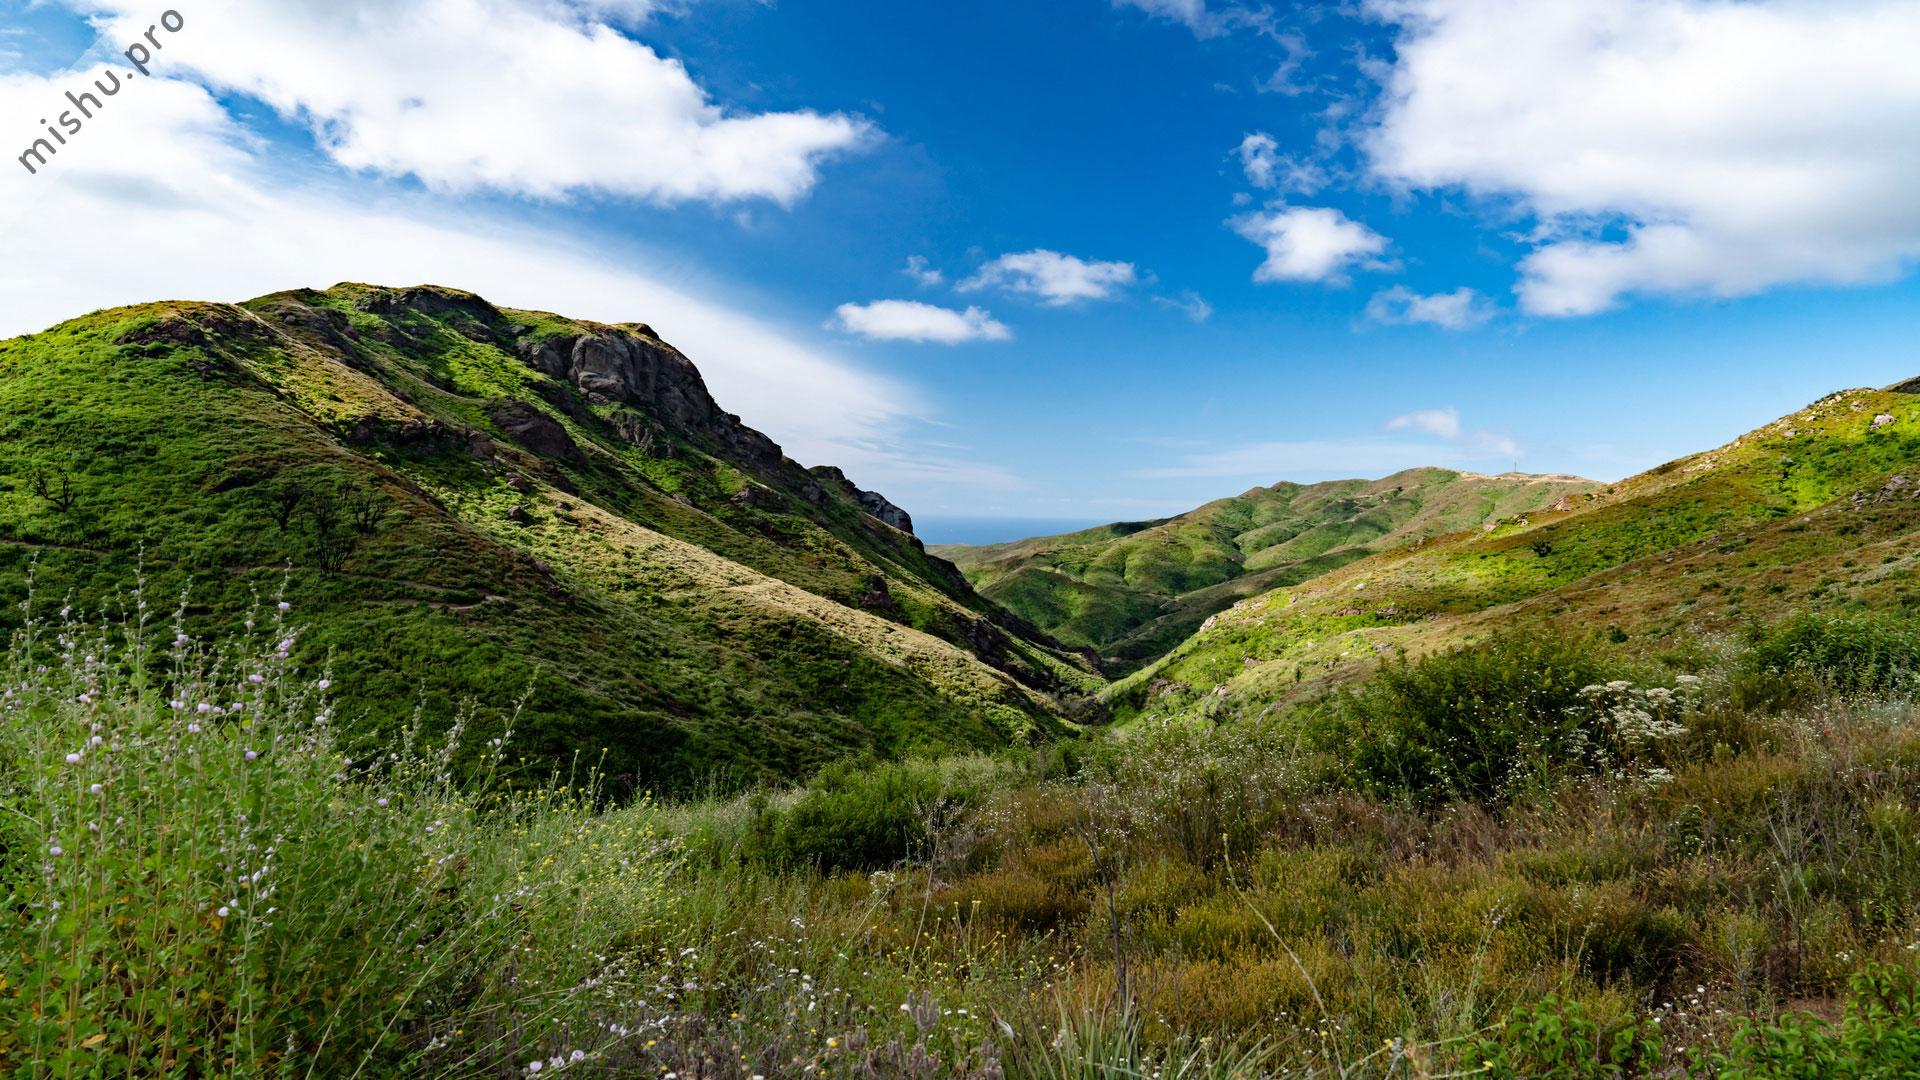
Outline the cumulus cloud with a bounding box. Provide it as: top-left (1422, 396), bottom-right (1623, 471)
top-left (1231, 206), bottom-right (1391, 284)
top-left (959, 249), bottom-right (1139, 306)
top-left (62, 0), bottom-right (874, 206)
top-left (0, 49), bottom-right (1013, 497)
top-left (1365, 0), bottom-right (1920, 315)
top-left (1366, 286), bottom-right (1495, 329)
top-left (1236, 133), bottom-right (1327, 195)
top-left (830, 301), bottom-right (1011, 344)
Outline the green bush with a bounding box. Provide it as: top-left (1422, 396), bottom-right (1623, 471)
top-left (1707, 962), bottom-right (1920, 1079)
top-left (1299, 635), bottom-right (1627, 804)
top-left (746, 757), bottom-right (986, 872)
top-left (1750, 613), bottom-right (1920, 696)
top-left (1470, 994), bottom-right (1663, 1079)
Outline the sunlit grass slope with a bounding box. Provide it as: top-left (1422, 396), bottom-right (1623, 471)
top-left (1120, 382), bottom-right (1920, 721)
top-left (937, 468), bottom-right (1595, 671)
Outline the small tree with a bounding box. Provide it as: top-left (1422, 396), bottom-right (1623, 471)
top-left (27, 468), bottom-right (78, 514)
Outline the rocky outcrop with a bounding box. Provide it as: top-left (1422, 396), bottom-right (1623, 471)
top-left (808, 466), bottom-right (915, 535)
top-left (491, 402), bottom-right (580, 463)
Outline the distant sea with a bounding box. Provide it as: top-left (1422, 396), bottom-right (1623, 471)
top-left (915, 517), bottom-right (1108, 546)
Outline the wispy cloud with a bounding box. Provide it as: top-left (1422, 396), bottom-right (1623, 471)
top-left (903, 255), bottom-right (945, 287)
top-left (1366, 286), bottom-right (1495, 330)
top-left (1141, 409), bottom-right (1522, 479)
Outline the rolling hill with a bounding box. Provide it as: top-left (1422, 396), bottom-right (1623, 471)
top-left (934, 468), bottom-right (1596, 671)
top-left (1117, 381), bottom-right (1920, 720)
top-left (0, 284), bottom-right (1099, 791)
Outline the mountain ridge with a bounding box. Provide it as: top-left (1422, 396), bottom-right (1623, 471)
top-left (934, 466), bottom-right (1599, 671)
top-left (0, 284), bottom-right (1096, 790)
top-left (1116, 380), bottom-right (1920, 719)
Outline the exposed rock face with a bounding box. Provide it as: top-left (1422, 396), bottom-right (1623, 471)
top-left (807, 466), bottom-right (915, 535)
top-left (343, 285), bottom-right (922, 537)
top-left (491, 402), bottom-right (580, 463)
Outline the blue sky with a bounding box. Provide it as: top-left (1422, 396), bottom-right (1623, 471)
top-left (4, 0), bottom-right (1919, 541)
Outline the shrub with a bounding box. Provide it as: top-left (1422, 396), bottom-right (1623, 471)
top-left (1299, 636), bottom-right (1628, 804)
top-left (1470, 993), bottom-right (1663, 1079)
top-left (1750, 613), bottom-right (1920, 696)
top-left (1708, 962), bottom-right (1920, 1079)
top-left (746, 757), bottom-right (988, 872)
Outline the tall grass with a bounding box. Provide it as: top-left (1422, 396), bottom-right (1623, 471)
top-left (0, 580), bottom-right (673, 1076)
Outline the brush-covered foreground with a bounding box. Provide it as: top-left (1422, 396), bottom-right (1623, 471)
top-left (9, 588), bottom-right (1920, 1077)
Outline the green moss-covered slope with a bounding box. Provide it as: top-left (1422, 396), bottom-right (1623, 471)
top-left (0, 285), bottom-right (1098, 791)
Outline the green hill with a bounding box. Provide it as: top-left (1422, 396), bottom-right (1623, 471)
top-left (934, 468), bottom-right (1596, 670)
top-left (0, 284), bottom-right (1098, 791)
top-left (1119, 381), bottom-right (1920, 719)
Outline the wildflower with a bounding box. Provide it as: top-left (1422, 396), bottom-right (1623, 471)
top-left (249, 674), bottom-right (264, 684)
top-left (217, 906), bottom-right (231, 918)
top-left (245, 749), bottom-right (259, 761)
top-left (187, 723), bottom-right (202, 735)
top-left (277, 601), bottom-right (291, 612)
top-left (48, 845), bottom-right (62, 857)
top-left (89, 784), bottom-right (103, 795)
top-left (527, 1062), bottom-right (542, 1075)
top-left (65, 752), bottom-right (81, 764)
top-left (89, 735), bottom-right (102, 746)
top-left (317, 679), bottom-right (332, 690)
top-left (196, 702), bottom-right (212, 714)
top-left (376, 797), bottom-right (389, 808)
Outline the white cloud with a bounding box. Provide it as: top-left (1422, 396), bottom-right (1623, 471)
top-left (1236, 132), bottom-right (1327, 195)
top-left (1113, 0), bottom-right (1219, 36)
top-left (1366, 286), bottom-right (1495, 329)
top-left (959, 249), bottom-right (1139, 306)
top-left (903, 256), bottom-right (945, 287)
top-left (0, 57), bottom-right (1014, 499)
top-left (1365, 0), bottom-right (1920, 315)
top-left (1385, 407), bottom-right (1462, 439)
top-left (62, 0), bottom-right (873, 206)
top-left (1155, 290), bottom-right (1214, 323)
top-left (830, 301), bottom-right (1011, 345)
top-left (1143, 408), bottom-right (1522, 479)
top-left (1231, 206), bottom-right (1390, 284)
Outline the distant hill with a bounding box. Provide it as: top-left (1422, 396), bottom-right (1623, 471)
top-left (1118, 382), bottom-right (1920, 719)
top-left (0, 285), bottom-right (1098, 791)
top-left (933, 469), bottom-right (1597, 671)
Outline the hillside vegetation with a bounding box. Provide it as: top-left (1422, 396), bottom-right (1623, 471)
top-left (1120, 382), bottom-right (1920, 721)
top-left (936, 469), bottom-right (1594, 671)
top-left (0, 285), bottom-right (1097, 791)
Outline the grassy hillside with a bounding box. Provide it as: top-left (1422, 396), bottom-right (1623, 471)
top-left (1119, 381), bottom-right (1920, 720)
top-left (0, 285), bottom-right (1097, 791)
top-left (936, 468), bottom-right (1595, 670)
